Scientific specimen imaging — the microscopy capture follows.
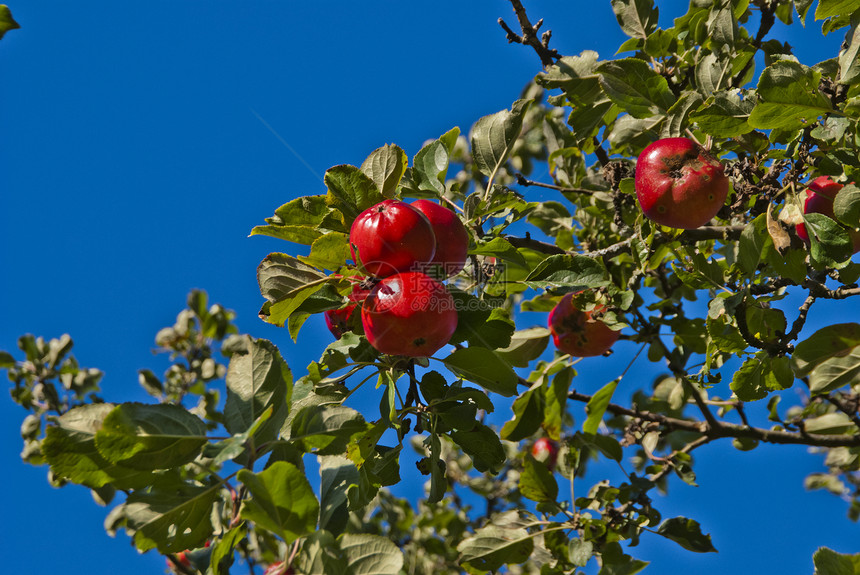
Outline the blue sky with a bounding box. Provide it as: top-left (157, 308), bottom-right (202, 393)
top-left (1, 2), bottom-right (857, 574)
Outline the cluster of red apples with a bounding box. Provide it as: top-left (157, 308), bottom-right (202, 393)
top-left (325, 199), bottom-right (468, 357)
top-left (327, 139), bottom-right (858, 361)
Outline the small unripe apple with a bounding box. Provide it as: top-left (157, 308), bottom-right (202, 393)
top-left (531, 437), bottom-right (559, 469)
top-left (795, 176), bottom-right (860, 254)
top-left (635, 137), bottom-right (729, 229)
top-left (548, 293), bottom-right (619, 357)
top-left (349, 200), bottom-right (436, 278)
top-left (411, 199), bottom-right (470, 277)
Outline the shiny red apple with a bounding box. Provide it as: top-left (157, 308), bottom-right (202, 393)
top-left (635, 137), bottom-right (729, 229)
top-left (548, 293), bottom-right (619, 357)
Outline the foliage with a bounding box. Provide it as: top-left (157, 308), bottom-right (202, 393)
top-left (6, 1), bottom-right (860, 573)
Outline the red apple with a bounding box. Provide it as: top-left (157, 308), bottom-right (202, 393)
top-left (795, 176), bottom-right (860, 253)
top-left (349, 200), bottom-right (436, 278)
top-left (548, 293), bottom-right (619, 357)
top-left (411, 199), bottom-right (470, 277)
top-left (531, 437), bottom-right (559, 469)
top-left (361, 271), bottom-right (458, 357)
top-left (635, 137), bottom-right (729, 229)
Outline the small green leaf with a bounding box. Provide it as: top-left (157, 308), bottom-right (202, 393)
top-left (597, 58), bottom-right (674, 119)
top-left (250, 195), bottom-right (331, 244)
top-left (443, 347), bottom-right (519, 397)
top-left (471, 100), bottom-right (532, 180)
top-left (520, 457), bottom-right (559, 502)
top-left (291, 405), bottom-right (369, 454)
top-left (360, 144), bottom-right (408, 198)
top-left (584, 379), bottom-right (619, 434)
top-left (748, 61), bottom-right (833, 130)
top-left (238, 461), bottom-right (319, 542)
top-left (457, 524), bottom-right (534, 573)
top-left (496, 327), bottom-right (551, 368)
top-left (657, 517), bottom-right (717, 553)
top-left (805, 213), bottom-right (855, 267)
top-left (501, 384), bottom-right (544, 441)
top-left (450, 423), bottom-right (507, 474)
top-left (833, 184), bottom-right (860, 228)
top-left (210, 524), bottom-right (246, 575)
top-left (117, 479), bottom-right (221, 553)
top-left (569, 538), bottom-right (594, 567)
top-left (816, 0), bottom-right (860, 20)
top-left (689, 90), bottom-right (754, 137)
top-left (224, 336), bottom-right (291, 447)
top-left (792, 323), bottom-right (860, 394)
top-left (324, 164), bottom-right (384, 225)
top-left (340, 533), bottom-right (405, 575)
top-left (611, 0), bottom-right (659, 40)
top-left (730, 352), bottom-right (793, 401)
top-left (299, 232), bottom-right (351, 271)
top-left (525, 254), bottom-right (609, 290)
top-left (94, 403), bottom-right (207, 470)
top-left (812, 546), bottom-right (860, 575)
top-left (0, 5), bottom-right (20, 40)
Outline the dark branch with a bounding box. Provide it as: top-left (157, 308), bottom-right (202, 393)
top-left (568, 389), bottom-right (860, 448)
top-left (498, 0), bottom-right (560, 67)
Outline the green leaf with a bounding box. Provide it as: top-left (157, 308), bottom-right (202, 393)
top-left (792, 323), bottom-right (860, 394)
top-left (663, 91), bottom-right (704, 137)
top-left (42, 404), bottom-right (151, 490)
top-left (519, 457), bottom-right (559, 502)
top-left (584, 379), bottom-right (619, 434)
top-left (450, 423), bottom-right (507, 474)
top-left (94, 403), bottom-right (207, 470)
top-left (319, 455), bottom-right (359, 535)
top-left (299, 232), bottom-right (351, 271)
top-left (695, 52), bottom-right (732, 95)
top-left (250, 195), bottom-right (330, 245)
top-left (569, 538), bottom-right (594, 567)
top-left (611, 0), bottom-right (659, 40)
top-left (596, 58), bottom-right (674, 119)
top-left (496, 327), bottom-right (551, 368)
top-left (839, 21), bottom-right (860, 84)
top-left (834, 184), bottom-right (860, 228)
top-left (657, 517), bottom-right (717, 553)
top-left (0, 5), bottom-right (20, 40)
top-left (210, 524), bottom-right (246, 575)
top-left (339, 533), bottom-right (405, 575)
top-left (457, 524), bottom-right (534, 573)
top-left (730, 352), bottom-right (793, 401)
top-left (544, 367), bottom-right (572, 440)
top-left (411, 128), bottom-right (459, 195)
top-left (500, 384), bottom-right (544, 441)
top-left (524, 254), bottom-right (609, 290)
top-left (324, 164), bottom-right (384, 225)
top-left (805, 213), bottom-right (855, 267)
top-left (291, 404), bottom-right (369, 454)
top-left (748, 61), bottom-right (833, 130)
top-left (471, 237), bottom-right (527, 266)
top-left (118, 479), bottom-right (221, 553)
top-left (536, 51), bottom-right (602, 105)
top-left (238, 461), bottom-right (319, 542)
top-left (471, 100), bottom-right (532, 180)
top-left (296, 531), bottom-right (348, 575)
top-left (737, 215), bottom-right (768, 276)
top-left (224, 336), bottom-right (291, 447)
top-left (0, 349), bottom-right (14, 368)
top-left (812, 546), bottom-right (860, 575)
top-left (443, 347), bottom-right (519, 397)
top-left (689, 90), bottom-right (755, 137)
top-left (257, 252), bottom-right (329, 327)
top-left (360, 144), bottom-right (408, 198)
top-left (816, 0), bottom-right (860, 20)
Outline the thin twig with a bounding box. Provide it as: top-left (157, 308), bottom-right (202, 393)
top-left (498, 0), bottom-right (560, 67)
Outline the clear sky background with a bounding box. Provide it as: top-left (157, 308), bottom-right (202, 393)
top-left (2, 2), bottom-right (857, 574)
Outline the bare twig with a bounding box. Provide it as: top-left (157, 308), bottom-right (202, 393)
top-left (498, 0), bottom-right (560, 67)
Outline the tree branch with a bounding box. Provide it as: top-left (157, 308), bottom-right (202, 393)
top-left (568, 390), bottom-right (860, 448)
top-left (498, 0), bottom-right (560, 67)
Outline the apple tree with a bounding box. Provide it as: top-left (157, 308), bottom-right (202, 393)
top-left (6, 1), bottom-right (860, 573)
